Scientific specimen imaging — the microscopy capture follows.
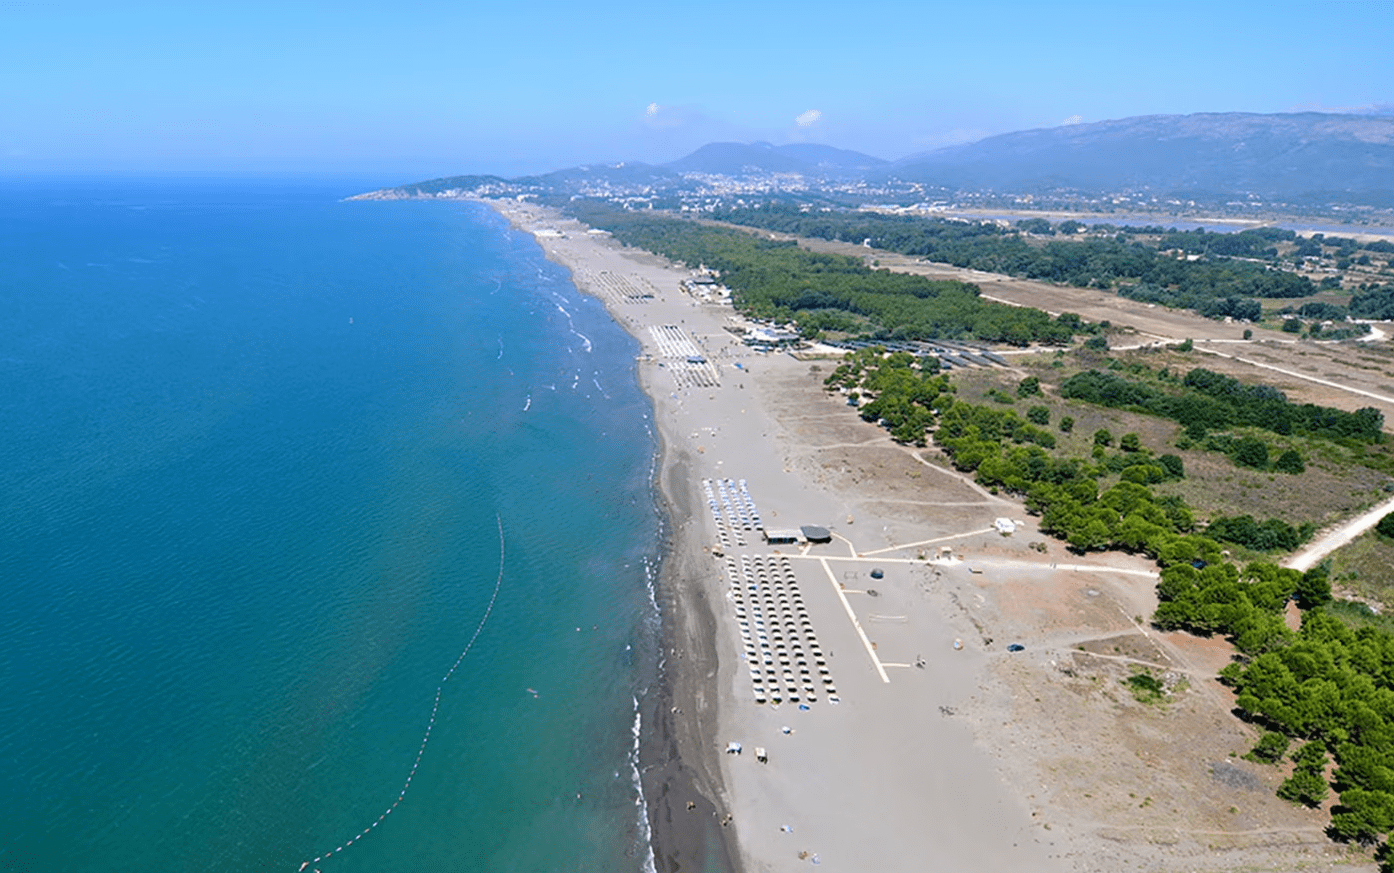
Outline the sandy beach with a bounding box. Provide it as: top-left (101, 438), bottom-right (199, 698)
top-left (488, 200), bottom-right (1373, 873)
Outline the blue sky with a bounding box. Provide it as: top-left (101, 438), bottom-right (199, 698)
top-left (2, 0), bottom-right (1391, 181)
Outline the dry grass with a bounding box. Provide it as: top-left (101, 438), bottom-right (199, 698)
top-left (1325, 530), bottom-right (1394, 608)
top-left (946, 352), bottom-right (1394, 534)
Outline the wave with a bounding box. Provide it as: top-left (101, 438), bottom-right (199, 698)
top-left (630, 698), bottom-right (657, 873)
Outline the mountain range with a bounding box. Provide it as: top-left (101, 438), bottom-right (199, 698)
top-left (372, 112), bottom-right (1394, 210)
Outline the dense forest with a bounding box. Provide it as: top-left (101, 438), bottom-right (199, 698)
top-left (708, 203), bottom-right (1330, 322)
top-left (566, 202), bottom-right (1078, 345)
top-left (1059, 367), bottom-right (1385, 444)
top-left (1350, 284), bottom-right (1394, 320)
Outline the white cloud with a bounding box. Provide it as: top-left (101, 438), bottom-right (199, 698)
top-left (1060, 114), bottom-right (1084, 126)
top-left (638, 102), bottom-right (710, 133)
top-left (795, 109), bottom-right (823, 128)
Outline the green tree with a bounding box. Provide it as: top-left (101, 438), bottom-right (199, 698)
top-left (1093, 428), bottom-right (1114, 447)
top-left (1059, 415), bottom-right (1075, 433)
top-left (1376, 512), bottom-right (1394, 540)
top-left (1279, 770), bottom-right (1330, 807)
top-left (1017, 376), bottom-right (1041, 398)
top-left (1158, 454), bottom-right (1185, 479)
top-left (1330, 789), bottom-right (1394, 844)
top-left (1233, 436), bottom-right (1270, 469)
top-left (1120, 432), bottom-right (1142, 452)
top-left (1246, 731), bottom-right (1291, 764)
top-left (1294, 566), bottom-right (1333, 610)
top-left (1273, 449), bottom-right (1305, 474)
top-left (1026, 405), bottom-right (1050, 425)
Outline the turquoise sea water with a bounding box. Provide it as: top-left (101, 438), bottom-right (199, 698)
top-left (0, 179), bottom-right (663, 872)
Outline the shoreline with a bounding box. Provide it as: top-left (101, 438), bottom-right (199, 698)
top-left (484, 198), bottom-right (1365, 873)
top-left (485, 198), bottom-right (740, 872)
top-left (484, 197), bottom-right (1065, 872)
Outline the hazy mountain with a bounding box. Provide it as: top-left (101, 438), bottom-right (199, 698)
top-left (521, 161), bottom-right (675, 187)
top-left (664, 141), bottom-right (887, 176)
top-left (881, 112), bottom-right (1394, 205)
top-left (364, 112), bottom-right (1394, 211)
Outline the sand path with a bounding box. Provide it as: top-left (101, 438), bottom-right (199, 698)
top-left (1285, 493), bottom-right (1394, 573)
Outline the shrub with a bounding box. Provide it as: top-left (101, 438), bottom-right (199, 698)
top-left (1120, 432), bottom-right (1142, 452)
top-left (1093, 428), bottom-right (1113, 447)
top-left (1017, 376), bottom-right (1041, 397)
top-left (1294, 566), bottom-right (1332, 610)
top-left (1206, 515), bottom-right (1303, 552)
top-left (1277, 770), bottom-right (1329, 807)
top-left (1026, 405), bottom-right (1050, 425)
top-left (1273, 449), bottom-right (1305, 474)
top-left (1124, 671), bottom-right (1165, 703)
top-left (1376, 512), bottom-right (1394, 540)
top-left (1245, 731), bottom-right (1290, 764)
top-left (1279, 741), bottom-right (1330, 807)
top-left (1158, 454), bottom-right (1185, 479)
top-left (1232, 436), bottom-right (1270, 469)
top-left (1059, 415), bottom-right (1075, 433)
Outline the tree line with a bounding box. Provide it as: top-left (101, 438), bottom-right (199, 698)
top-left (1059, 367), bottom-right (1384, 445)
top-left (834, 349), bottom-right (1394, 862)
top-left (707, 202), bottom-right (1325, 322)
top-left (566, 202), bottom-right (1078, 346)
top-left (1160, 559), bottom-right (1394, 861)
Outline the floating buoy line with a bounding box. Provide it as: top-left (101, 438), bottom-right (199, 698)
top-left (299, 513), bottom-right (506, 871)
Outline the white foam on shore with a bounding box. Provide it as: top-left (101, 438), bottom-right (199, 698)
top-left (641, 554), bottom-right (659, 624)
top-left (630, 697), bottom-right (657, 873)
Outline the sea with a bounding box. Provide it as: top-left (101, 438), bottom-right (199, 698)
top-left (0, 178), bottom-right (665, 872)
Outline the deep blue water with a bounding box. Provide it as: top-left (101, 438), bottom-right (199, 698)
top-left (0, 179), bottom-right (662, 872)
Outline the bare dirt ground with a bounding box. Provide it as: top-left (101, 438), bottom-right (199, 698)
top-left (747, 224), bottom-right (1394, 870)
top-left (750, 225), bottom-right (1394, 870)
top-left (763, 366), bottom-right (1376, 872)
top-left (521, 205), bottom-right (1390, 872)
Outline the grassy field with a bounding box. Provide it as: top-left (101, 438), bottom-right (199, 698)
top-left (1323, 530), bottom-right (1394, 608)
top-left (945, 345), bottom-right (1394, 564)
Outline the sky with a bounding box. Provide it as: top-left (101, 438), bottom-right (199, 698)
top-left (2, 0), bottom-right (1391, 182)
